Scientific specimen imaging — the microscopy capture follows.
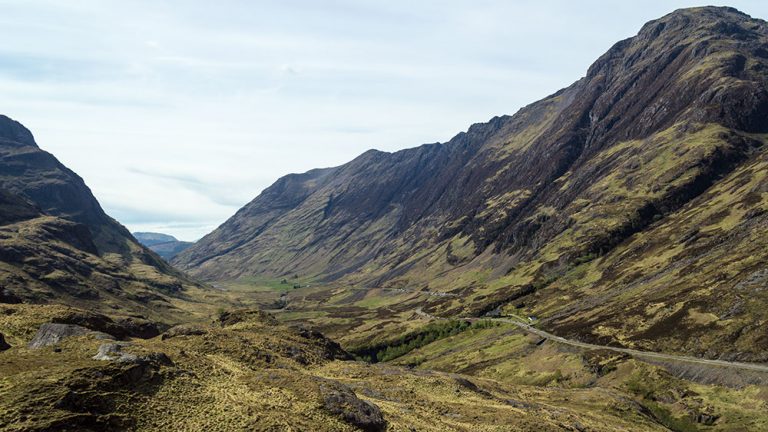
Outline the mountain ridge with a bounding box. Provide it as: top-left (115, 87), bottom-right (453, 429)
top-left (4, 6), bottom-right (768, 431)
top-left (133, 232), bottom-right (194, 260)
top-left (0, 115), bottom-right (203, 322)
top-left (176, 5), bottom-right (768, 278)
top-left (174, 6), bottom-right (768, 360)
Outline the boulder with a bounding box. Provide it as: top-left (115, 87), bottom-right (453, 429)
top-left (160, 324), bottom-right (207, 340)
top-left (93, 343), bottom-right (137, 362)
top-left (0, 332), bottom-right (10, 351)
top-left (28, 323), bottom-right (114, 349)
top-left (51, 312), bottom-right (161, 339)
top-left (320, 382), bottom-right (386, 432)
top-left (93, 342), bottom-right (173, 366)
top-left (113, 317), bottom-right (162, 339)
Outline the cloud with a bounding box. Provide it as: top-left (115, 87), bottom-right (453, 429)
top-left (127, 167), bottom-right (253, 208)
top-left (1, 0), bottom-right (767, 240)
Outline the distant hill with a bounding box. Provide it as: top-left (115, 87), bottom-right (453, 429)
top-left (133, 232), bottom-right (178, 246)
top-left (134, 232), bottom-right (194, 260)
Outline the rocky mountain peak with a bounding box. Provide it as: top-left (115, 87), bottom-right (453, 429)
top-left (175, 6), bottom-right (768, 307)
top-left (638, 6), bottom-right (759, 40)
top-left (0, 114), bottom-right (37, 147)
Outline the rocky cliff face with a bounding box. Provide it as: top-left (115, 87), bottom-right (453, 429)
top-left (0, 116), bottom-right (125, 250)
top-left (175, 7), bottom-right (768, 358)
top-left (0, 116), bottom-right (200, 320)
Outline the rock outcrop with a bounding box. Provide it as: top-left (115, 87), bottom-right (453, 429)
top-left (0, 116), bottom-right (203, 320)
top-left (92, 342), bottom-right (173, 366)
top-left (320, 381), bottom-right (387, 432)
top-left (28, 323), bottom-right (114, 349)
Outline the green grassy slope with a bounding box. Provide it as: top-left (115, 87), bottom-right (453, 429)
top-left (175, 7), bottom-right (768, 361)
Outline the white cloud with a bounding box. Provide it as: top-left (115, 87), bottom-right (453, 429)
top-left (1, 0), bottom-right (766, 240)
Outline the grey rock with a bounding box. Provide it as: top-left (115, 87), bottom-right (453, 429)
top-left (320, 382), bottom-right (386, 432)
top-left (92, 342), bottom-right (173, 366)
top-left (28, 323), bottom-right (114, 349)
top-left (142, 351), bottom-right (174, 366)
top-left (160, 324), bottom-right (206, 340)
top-left (573, 421), bottom-right (588, 432)
top-left (92, 343), bottom-right (135, 362)
top-left (50, 311), bottom-right (161, 339)
top-left (692, 412), bottom-right (720, 425)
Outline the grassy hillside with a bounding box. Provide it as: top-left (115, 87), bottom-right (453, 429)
top-left (175, 6), bottom-right (768, 361)
top-left (6, 303), bottom-right (763, 432)
top-left (0, 115), bottom-right (206, 324)
top-left (4, 6), bottom-right (768, 431)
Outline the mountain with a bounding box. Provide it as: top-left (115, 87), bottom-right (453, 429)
top-left (134, 232), bottom-right (194, 260)
top-left (133, 232), bottom-right (178, 246)
top-left (1, 116), bottom-right (138, 256)
top-left (4, 7), bottom-right (768, 431)
top-left (175, 7), bottom-right (768, 360)
top-left (0, 115), bottom-right (200, 322)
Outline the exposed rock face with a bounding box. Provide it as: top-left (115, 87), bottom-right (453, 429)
top-left (92, 342), bottom-right (173, 365)
top-left (320, 381), bottom-right (387, 432)
top-left (296, 327), bottom-right (352, 361)
top-left (175, 7), bottom-right (768, 358)
top-left (176, 6), bottom-right (768, 282)
top-left (0, 116), bottom-right (203, 318)
top-left (0, 115), bottom-right (124, 252)
top-left (0, 287), bottom-right (21, 304)
top-left (28, 323), bottom-right (114, 349)
top-left (0, 188), bottom-right (41, 226)
top-left (50, 311), bottom-right (162, 339)
top-left (93, 342), bottom-right (135, 361)
top-left (160, 324), bottom-right (207, 340)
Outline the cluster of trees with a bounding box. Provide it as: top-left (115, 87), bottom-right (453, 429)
top-left (353, 319), bottom-right (498, 363)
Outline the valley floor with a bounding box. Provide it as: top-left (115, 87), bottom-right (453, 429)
top-left (155, 277), bottom-right (768, 431)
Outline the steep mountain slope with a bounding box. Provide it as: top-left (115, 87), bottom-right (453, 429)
top-left (176, 7), bottom-right (768, 359)
top-left (1, 116), bottom-right (132, 255)
top-left (0, 115), bottom-right (201, 321)
top-left (134, 232), bottom-right (194, 260)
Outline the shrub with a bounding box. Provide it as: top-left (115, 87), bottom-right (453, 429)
top-left (352, 320), bottom-right (499, 363)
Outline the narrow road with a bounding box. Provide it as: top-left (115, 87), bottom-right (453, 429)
top-left (414, 309), bottom-right (768, 373)
top-left (350, 287), bottom-right (459, 297)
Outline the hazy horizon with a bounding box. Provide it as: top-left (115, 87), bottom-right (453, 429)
top-left (3, 0), bottom-right (767, 241)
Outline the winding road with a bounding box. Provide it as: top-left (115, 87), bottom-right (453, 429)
top-left (414, 309), bottom-right (768, 373)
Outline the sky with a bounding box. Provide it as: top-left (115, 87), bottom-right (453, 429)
top-left (1, 1), bottom-right (767, 241)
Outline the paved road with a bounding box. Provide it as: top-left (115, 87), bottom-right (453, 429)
top-left (356, 287), bottom-right (459, 297)
top-left (414, 309), bottom-right (768, 373)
